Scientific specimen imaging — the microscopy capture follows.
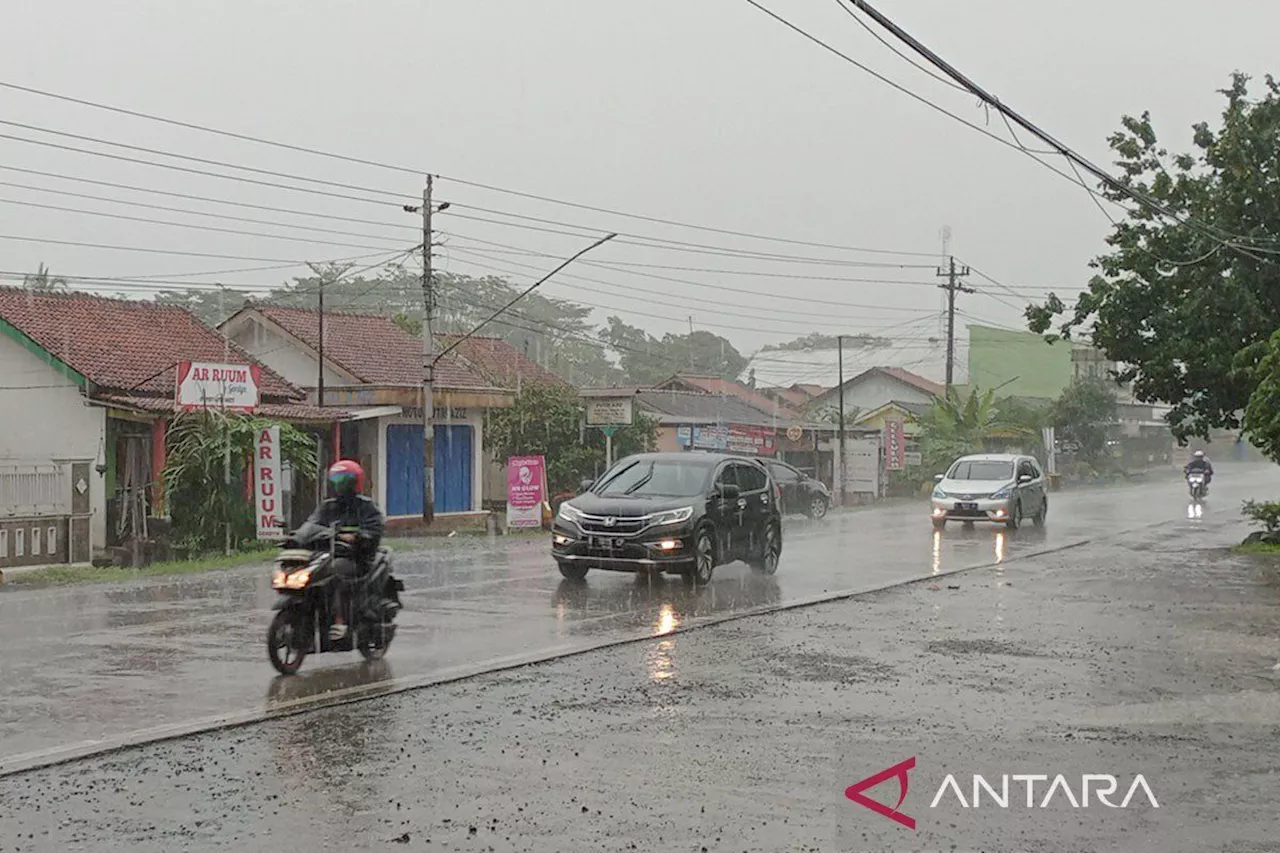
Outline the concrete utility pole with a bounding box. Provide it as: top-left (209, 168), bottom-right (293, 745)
top-left (937, 256), bottom-right (974, 395)
top-left (837, 334), bottom-right (845, 508)
top-left (402, 177), bottom-right (451, 524)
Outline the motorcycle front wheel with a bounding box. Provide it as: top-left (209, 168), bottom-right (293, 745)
top-left (267, 610), bottom-right (308, 675)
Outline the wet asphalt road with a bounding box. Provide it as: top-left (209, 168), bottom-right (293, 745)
top-left (1, 465), bottom-right (1279, 851)
top-left (0, 466), bottom-right (1275, 777)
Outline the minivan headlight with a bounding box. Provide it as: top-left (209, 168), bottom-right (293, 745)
top-left (650, 506), bottom-right (693, 526)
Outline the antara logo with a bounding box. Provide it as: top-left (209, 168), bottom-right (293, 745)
top-left (846, 758), bottom-right (1159, 830)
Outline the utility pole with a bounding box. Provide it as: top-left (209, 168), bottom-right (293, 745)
top-left (401, 178), bottom-right (451, 524)
top-left (317, 275), bottom-right (325, 409)
top-left (220, 285), bottom-right (231, 556)
top-left (837, 334), bottom-right (846, 508)
top-left (937, 256), bottom-right (974, 395)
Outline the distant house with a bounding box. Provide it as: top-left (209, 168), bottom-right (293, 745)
top-left (853, 400), bottom-right (932, 436)
top-left (0, 287), bottom-right (334, 566)
top-left (652, 373), bottom-right (802, 422)
top-left (742, 343), bottom-right (953, 391)
top-left (435, 334), bottom-right (570, 391)
top-left (808, 366), bottom-right (944, 422)
top-left (221, 305), bottom-right (517, 518)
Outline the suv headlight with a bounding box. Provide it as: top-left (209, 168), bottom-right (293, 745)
top-left (991, 485), bottom-right (1012, 499)
top-left (932, 486), bottom-right (946, 499)
top-left (558, 502), bottom-right (584, 522)
top-left (650, 506), bottom-right (693, 526)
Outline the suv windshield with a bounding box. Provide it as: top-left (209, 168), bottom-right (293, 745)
top-left (593, 459), bottom-right (710, 497)
top-left (948, 460), bottom-right (1014, 481)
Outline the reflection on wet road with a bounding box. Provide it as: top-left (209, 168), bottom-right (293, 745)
top-left (0, 466), bottom-right (1275, 771)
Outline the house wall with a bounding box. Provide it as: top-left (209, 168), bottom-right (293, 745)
top-left (816, 376), bottom-right (934, 418)
top-left (0, 333), bottom-right (106, 555)
top-left (228, 320), bottom-right (346, 389)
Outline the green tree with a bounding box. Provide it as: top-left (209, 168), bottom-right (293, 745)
top-left (1051, 377), bottom-right (1118, 465)
top-left (483, 384), bottom-right (657, 495)
top-left (155, 287), bottom-right (254, 327)
top-left (1026, 72), bottom-right (1280, 447)
top-left (760, 332), bottom-right (890, 352)
top-left (163, 410), bottom-right (317, 553)
top-left (599, 317), bottom-right (746, 384)
top-left (918, 388), bottom-right (1042, 473)
top-left (23, 263), bottom-right (66, 291)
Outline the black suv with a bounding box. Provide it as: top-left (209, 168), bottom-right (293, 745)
top-left (551, 452), bottom-right (783, 585)
top-left (764, 459), bottom-right (831, 519)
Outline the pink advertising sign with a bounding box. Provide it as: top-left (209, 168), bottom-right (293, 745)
top-left (506, 455), bottom-right (547, 529)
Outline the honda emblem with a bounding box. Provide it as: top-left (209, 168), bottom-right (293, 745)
top-left (604, 517), bottom-right (616, 527)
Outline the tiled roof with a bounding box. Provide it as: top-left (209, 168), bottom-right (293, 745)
top-left (253, 306), bottom-right (495, 391)
top-left (635, 390), bottom-right (792, 428)
top-left (435, 334), bottom-right (569, 389)
top-left (657, 374), bottom-right (802, 420)
top-left (876, 366), bottom-right (945, 398)
top-left (97, 394), bottom-right (344, 422)
top-left (0, 287), bottom-right (299, 398)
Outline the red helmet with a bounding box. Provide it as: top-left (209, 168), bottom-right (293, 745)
top-left (328, 459), bottom-right (365, 496)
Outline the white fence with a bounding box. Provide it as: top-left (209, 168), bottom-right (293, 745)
top-left (0, 462), bottom-right (69, 517)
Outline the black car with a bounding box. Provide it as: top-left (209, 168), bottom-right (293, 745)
top-left (551, 452), bottom-right (783, 585)
top-left (764, 459), bottom-right (831, 519)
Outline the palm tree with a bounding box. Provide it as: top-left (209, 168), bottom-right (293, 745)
top-left (22, 263), bottom-right (67, 291)
top-left (918, 388), bottom-right (1044, 471)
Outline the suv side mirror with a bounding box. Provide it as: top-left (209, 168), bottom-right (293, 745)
top-left (718, 483), bottom-right (741, 500)
top-left (934, 474), bottom-right (945, 482)
top-left (1017, 474), bottom-right (1032, 484)
top-left (579, 478), bottom-right (595, 493)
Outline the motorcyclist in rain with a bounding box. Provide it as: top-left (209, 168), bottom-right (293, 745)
top-left (300, 460), bottom-right (385, 641)
top-left (1184, 450), bottom-right (1213, 489)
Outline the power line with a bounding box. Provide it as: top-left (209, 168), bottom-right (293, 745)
top-left (0, 165), bottom-right (420, 234)
top-left (0, 78), bottom-right (948, 258)
top-left (0, 196), bottom-right (410, 253)
top-left (0, 232), bottom-right (421, 264)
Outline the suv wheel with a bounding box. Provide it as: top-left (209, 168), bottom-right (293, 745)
top-left (749, 523), bottom-right (781, 575)
top-left (557, 561), bottom-right (589, 582)
top-left (1033, 497), bottom-right (1047, 527)
top-left (684, 528), bottom-right (715, 586)
top-left (805, 495), bottom-right (828, 520)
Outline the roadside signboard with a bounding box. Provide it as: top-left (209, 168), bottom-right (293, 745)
top-left (884, 419), bottom-right (906, 470)
top-left (176, 361), bottom-right (261, 412)
top-left (585, 397), bottom-right (634, 426)
top-left (506, 455), bottom-right (547, 529)
top-left (786, 424), bottom-right (803, 442)
top-left (904, 451), bottom-right (922, 467)
top-left (677, 425), bottom-right (777, 456)
top-left (254, 426), bottom-right (285, 540)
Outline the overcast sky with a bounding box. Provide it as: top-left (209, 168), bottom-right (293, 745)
top-left (2, 0), bottom-right (1277, 365)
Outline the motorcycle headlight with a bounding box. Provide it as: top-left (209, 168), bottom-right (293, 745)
top-left (558, 502), bottom-right (584, 522)
top-left (650, 506), bottom-right (694, 526)
top-left (932, 487), bottom-right (946, 499)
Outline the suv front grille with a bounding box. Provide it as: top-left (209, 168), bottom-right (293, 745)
top-left (576, 513), bottom-right (649, 536)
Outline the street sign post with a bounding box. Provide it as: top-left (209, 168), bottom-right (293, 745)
top-left (584, 397), bottom-right (634, 469)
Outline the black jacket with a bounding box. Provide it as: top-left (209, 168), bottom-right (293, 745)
top-left (300, 495), bottom-right (385, 551)
top-left (1185, 458), bottom-right (1213, 475)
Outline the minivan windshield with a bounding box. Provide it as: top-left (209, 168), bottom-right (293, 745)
top-left (948, 460), bottom-right (1014, 481)
top-left (593, 459), bottom-right (711, 497)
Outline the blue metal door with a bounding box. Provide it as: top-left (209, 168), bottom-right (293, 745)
top-left (385, 424), bottom-right (473, 516)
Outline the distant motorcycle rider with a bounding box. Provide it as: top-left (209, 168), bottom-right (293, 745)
top-left (299, 460), bottom-right (385, 641)
top-left (1184, 450), bottom-right (1213, 488)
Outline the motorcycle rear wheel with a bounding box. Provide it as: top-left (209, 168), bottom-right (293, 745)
top-left (267, 610), bottom-right (308, 675)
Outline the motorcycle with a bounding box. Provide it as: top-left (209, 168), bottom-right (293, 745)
top-left (1187, 472), bottom-right (1208, 501)
top-left (266, 522), bottom-right (404, 676)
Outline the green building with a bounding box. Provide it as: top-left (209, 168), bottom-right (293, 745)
top-left (966, 324), bottom-right (1076, 401)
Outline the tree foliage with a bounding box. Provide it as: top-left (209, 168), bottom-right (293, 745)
top-left (1026, 72), bottom-right (1280, 446)
top-left (163, 411), bottom-right (317, 553)
top-left (599, 316), bottom-right (746, 384)
top-left (483, 384), bottom-right (657, 495)
top-left (760, 332), bottom-right (890, 352)
top-left (23, 263), bottom-right (66, 291)
top-left (1050, 377), bottom-right (1119, 465)
top-left (917, 388), bottom-right (1043, 472)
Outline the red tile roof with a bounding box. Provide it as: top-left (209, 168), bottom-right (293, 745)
top-left (97, 394), bottom-right (343, 422)
top-left (435, 334), bottom-right (569, 389)
top-left (254, 305), bottom-right (495, 391)
top-left (874, 366), bottom-right (945, 398)
top-left (0, 287), bottom-right (300, 398)
top-left (658, 374), bottom-right (802, 420)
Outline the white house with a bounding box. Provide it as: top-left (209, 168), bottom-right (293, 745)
top-left (808, 366), bottom-right (945, 422)
top-left (220, 305), bottom-right (521, 519)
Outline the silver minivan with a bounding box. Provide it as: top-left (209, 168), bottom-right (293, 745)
top-left (930, 453), bottom-right (1048, 529)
